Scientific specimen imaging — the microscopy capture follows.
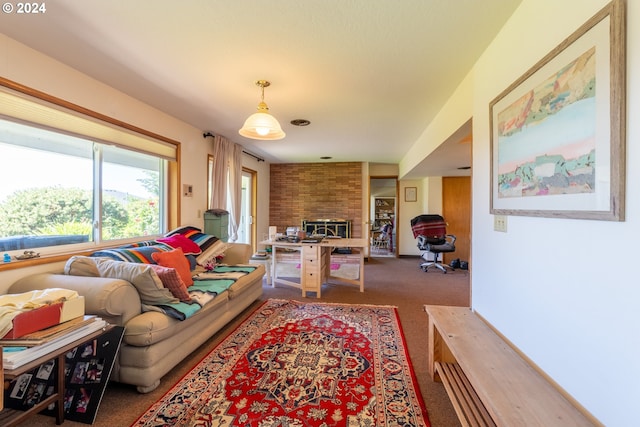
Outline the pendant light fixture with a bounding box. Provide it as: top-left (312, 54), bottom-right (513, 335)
top-left (238, 80), bottom-right (286, 140)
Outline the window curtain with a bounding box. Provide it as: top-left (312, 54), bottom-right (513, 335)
top-left (210, 135), bottom-right (243, 241)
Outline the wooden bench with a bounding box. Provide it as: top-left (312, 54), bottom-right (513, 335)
top-left (423, 305), bottom-right (600, 427)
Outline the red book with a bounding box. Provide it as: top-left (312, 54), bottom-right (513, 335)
top-left (2, 303), bottom-right (64, 339)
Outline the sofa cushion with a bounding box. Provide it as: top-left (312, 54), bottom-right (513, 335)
top-left (64, 256), bottom-right (100, 277)
top-left (227, 264), bottom-right (266, 299)
top-left (123, 293), bottom-right (229, 346)
top-left (93, 258), bottom-right (176, 305)
top-left (156, 234), bottom-right (202, 256)
top-left (151, 247), bottom-right (194, 286)
top-left (148, 265), bottom-right (191, 302)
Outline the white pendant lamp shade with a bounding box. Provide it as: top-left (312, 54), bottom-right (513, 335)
top-left (239, 80), bottom-right (286, 140)
top-left (239, 104), bottom-right (286, 140)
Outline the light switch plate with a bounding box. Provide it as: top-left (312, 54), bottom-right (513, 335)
top-left (494, 215), bottom-right (507, 232)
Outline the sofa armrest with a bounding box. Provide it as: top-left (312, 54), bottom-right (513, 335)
top-left (223, 243), bottom-right (251, 264)
top-left (9, 273), bottom-right (142, 326)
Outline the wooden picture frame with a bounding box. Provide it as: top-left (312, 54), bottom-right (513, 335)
top-left (405, 187), bottom-right (417, 202)
top-left (489, 0), bottom-right (625, 221)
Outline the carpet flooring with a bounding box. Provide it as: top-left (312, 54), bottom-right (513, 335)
top-left (21, 256), bottom-right (469, 427)
top-left (132, 299), bottom-right (429, 426)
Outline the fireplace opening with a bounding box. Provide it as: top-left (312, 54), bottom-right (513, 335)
top-left (302, 219), bottom-right (351, 239)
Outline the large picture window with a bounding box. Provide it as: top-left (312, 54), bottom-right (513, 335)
top-left (0, 80), bottom-right (179, 255)
top-left (0, 118), bottom-right (165, 252)
top-left (101, 144), bottom-right (164, 240)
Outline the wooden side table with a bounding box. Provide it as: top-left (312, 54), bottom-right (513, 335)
top-left (0, 325), bottom-right (113, 426)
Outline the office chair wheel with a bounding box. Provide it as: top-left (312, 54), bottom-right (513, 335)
top-left (421, 265), bottom-right (428, 272)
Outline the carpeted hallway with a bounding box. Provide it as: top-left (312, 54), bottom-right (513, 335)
top-left (23, 256), bottom-right (468, 426)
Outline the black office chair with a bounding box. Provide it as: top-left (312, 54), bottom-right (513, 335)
top-left (411, 214), bottom-right (457, 273)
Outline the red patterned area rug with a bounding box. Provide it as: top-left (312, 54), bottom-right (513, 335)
top-left (131, 299), bottom-right (430, 426)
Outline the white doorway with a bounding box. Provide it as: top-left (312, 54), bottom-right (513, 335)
top-left (238, 168), bottom-right (257, 247)
top-left (369, 177), bottom-right (398, 257)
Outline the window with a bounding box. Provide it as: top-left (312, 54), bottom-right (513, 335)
top-left (0, 80), bottom-right (179, 255)
top-left (101, 144), bottom-right (164, 240)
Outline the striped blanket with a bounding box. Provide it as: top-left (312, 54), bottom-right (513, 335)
top-left (145, 265), bottom-right (257, 320)
top-left (410, 214), bottom-right (447, 239)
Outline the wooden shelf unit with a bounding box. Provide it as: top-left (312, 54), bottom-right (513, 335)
top-left (373, 197), bottom-right (395, 230)
top-left (1, 326), bottom-right (112, 426)
top-left (423, 305), bottom-right (600, 427)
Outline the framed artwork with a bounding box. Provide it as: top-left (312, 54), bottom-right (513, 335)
top-left (404, 187), bottom-right (417, 202)
top-left (489, 0), bottom-right (625, 221)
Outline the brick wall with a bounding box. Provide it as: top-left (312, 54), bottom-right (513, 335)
top-left (270, 162), bottom-right (363, 238)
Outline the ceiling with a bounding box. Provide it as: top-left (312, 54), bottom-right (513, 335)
top-left (1, 0), bottom-right (521, 178)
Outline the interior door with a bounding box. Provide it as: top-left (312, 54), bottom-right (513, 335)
top-left (442, 176), bottom-right (471, 265)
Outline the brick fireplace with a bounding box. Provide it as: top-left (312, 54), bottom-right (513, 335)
top-left (269, 162), bottom-right (363, 238)
top-left (302, 219), bottom-right (351, 238)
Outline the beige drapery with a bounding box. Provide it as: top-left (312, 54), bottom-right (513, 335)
top-left (210, 135), bottom-right (243, 241)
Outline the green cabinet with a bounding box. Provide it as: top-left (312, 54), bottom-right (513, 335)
top-left (204, 211), bottom-right (229, 242)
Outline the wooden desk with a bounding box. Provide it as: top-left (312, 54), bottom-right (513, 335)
top-left (261, 238), bottom-right (367, 298)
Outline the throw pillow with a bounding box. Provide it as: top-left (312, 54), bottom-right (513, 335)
top-left (92, 258), bottom-right (176, 305)
top-left (156, 234), bottom-right (202, 255)
top-left (151, 247), bottom-right (194, 286)
top-left (64, 256), bottom-right (100, 277)
top-left (185, 254), bottom-right (198, 271)
top-left (149, 265), bottom-right (191, 302)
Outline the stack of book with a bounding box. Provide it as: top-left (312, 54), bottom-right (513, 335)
top-left (252, 251), bottom-right (268, 259)
top-left (1, 315), bottom-right (107, 369)
top-left (1, 295), bottom-right (86, 340)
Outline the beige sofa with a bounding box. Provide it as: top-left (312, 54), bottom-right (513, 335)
top-left (9, 243), bottom-right (264, 393)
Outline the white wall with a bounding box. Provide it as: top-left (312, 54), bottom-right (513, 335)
top-left (401, 0), bottom-right (637, 424)
top-left (397, 180), bottom-right (420, 255)
top-left (467, 1), bottom-right (636, 425)
top-left (397, 177), bottom-right (443, 256)
top-left (399, 72), bottom-right (473, 177)
top-left (0, 35), bottom-right (269, 292)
